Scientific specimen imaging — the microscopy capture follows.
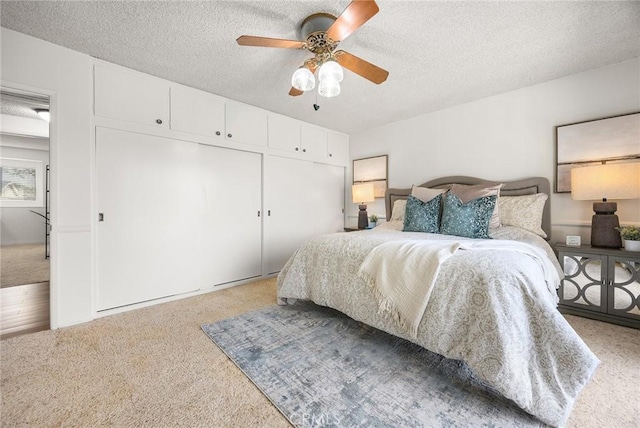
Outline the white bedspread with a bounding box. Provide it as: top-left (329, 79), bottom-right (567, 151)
top-left (277, 223), bottom-right (600, 427)
top-left (359, 238), bottom-right (561, 338)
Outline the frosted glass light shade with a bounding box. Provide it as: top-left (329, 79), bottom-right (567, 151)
top-left (352, 183), bottom-right (375, 204)
top-left (291, 67), bottom-right (315, 91)
top-left (571, 163), bottom-right (640, 201)
top-left (318, 60), bottom-right (343, 82)
top-left (318, 77), bottom-right (340, 98)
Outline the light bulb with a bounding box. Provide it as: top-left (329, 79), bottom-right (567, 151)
top-left (291, 67), bottom-right (315, 91)
top-left (318, 60), bottom-right (343, 83)
top-left (318, 77), bottom-right (340, 98)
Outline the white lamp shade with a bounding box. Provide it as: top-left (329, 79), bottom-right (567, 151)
top-left (318, 60), bottom-right (343, 83)
top-left (352, 182), bottom-right (375, 204)
top-left (571, 162), bottom-right (640, 201)
top-left (318, 77), bottom-right (340, 98)
top-left (291, 67), bottom-right (315, 91)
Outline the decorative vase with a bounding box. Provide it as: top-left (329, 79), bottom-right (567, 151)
top-left (369, 221), bottom-right (377, 228)
top-left (624, 239), bottom-right (640, 252)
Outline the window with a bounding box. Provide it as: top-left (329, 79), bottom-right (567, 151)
top-left (0, 158), bottom-right (44, 207)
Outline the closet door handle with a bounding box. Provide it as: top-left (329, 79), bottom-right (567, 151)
top-left (268, 210), bottom-right (271, 216)
top-left (257, 211), bottom-right (261, 217)
top-left (98, 213), bottom-right (104, 222)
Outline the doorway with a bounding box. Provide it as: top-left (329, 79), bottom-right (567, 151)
top-left (0, 88), bottom-right (51, 339)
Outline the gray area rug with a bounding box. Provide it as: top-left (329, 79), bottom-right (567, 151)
top-left (202, 303), bottom-right (544, 428)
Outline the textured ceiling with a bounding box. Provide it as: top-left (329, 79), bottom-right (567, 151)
top-left (1, 1), bottom-right (639, 134)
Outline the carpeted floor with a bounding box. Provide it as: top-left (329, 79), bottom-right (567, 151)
top-left (0, 244), bottom-right (49, 288)
top-left (1, 277), bottom-right (638, 427)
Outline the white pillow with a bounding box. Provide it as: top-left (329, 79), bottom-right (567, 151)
top-left (390, 199), bottom-right (407, 222)
top-left (411, 185), bottom-right (447, 203)
top-left (499, 193), bottom-right (548, 238)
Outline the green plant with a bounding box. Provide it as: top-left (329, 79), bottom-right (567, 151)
top-left (369, 214), bottom-right (379, 223)
top-left (617, 226), bottom-right (640, 241)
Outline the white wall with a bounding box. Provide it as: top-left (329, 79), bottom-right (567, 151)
top-left (0, 137), bottom-right (50, 245)
top-left (349, 58), bottom-right (640, 244)
top-left (1, 28), bottom-right (93, 327)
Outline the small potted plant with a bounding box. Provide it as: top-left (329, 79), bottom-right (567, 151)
top-left (369, 214), bottom-right (379, 228)
top-left (618, 226), bottom-right (640, 252)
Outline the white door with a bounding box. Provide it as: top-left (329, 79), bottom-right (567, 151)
top-left (268, 113), bottom-right (301, 153)
top-left (200, 145), bottom-right (262, 286)
top-left (264, 155), bottom-right (315, 274)
top-left (300, 124), bottom-right (327, 158)
top-left (327, 132), bottom-right (349, 166)
top-left (170, 86), bottom-right (225, 139)
top-left (96, 127), bottom-right (203, 310)
top-left (312, 163), bottom-right (345, 236)
top-left (225, 101), bottom-right (268, 146)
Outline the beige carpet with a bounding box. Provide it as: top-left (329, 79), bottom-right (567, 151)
top-left (1, 277), bottom-right (638, 427)
top-left (0, 244), bottom-right (50, 288)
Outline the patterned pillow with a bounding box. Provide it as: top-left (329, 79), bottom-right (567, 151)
top-left (449, 183), bottom-right (502, 230)
top-left (499, 193), bottom-right (548, 238)
top-left (390, 199), bottom-right (407, 222)
top-left (403, 194), bottom-right (442, 233)
top-left (440, 193), bottom-right (496, 239)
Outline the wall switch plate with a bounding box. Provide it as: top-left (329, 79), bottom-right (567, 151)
top-left (566, 235), bottom-right (581, 247)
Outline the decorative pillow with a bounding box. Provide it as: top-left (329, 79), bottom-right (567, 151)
top-left (403, 194), bottom-right (442, 233)
top-left (390, 199), bottom-right (407, 222)
top-left (411, 186), bottom-right (447, 203)
top-left (440, 193), bottom-right (496, 239)
top-left (499, 193), bottom-right (548, 238)
top-left (449, 183), bottom-right (503, 230)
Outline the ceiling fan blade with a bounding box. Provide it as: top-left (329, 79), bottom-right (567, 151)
top-left (334, 50), bottom-right (388, 84)
top-left (236, 35), bottom-right (305, 49)
top-left (289, 60), bottom-right (318, 97)
top-left (326, 0), bottom-right (379, 43)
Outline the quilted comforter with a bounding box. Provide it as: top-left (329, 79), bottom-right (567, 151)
top-left (277, 222), bottom-right (599, 427)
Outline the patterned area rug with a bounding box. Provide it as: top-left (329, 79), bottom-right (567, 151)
top-left (202, 303), bottom-right (544, 428)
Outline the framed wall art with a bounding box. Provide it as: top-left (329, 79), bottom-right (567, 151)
top-left (555, 112), bottom-right (640, 193)
top-left (353, 155), bottom-right (388, 198)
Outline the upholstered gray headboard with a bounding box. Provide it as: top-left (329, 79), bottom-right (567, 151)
top-left (385, 176), bottom-right (551, 239)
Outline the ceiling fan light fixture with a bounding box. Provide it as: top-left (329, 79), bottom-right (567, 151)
top-left (291, 67), bottom-right (316, 91)
top-left (318, 60), bottom-right (343, 83)
top-left (318, 77), bottom-right (340, 98)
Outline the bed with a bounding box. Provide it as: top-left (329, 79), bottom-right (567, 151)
top-left (277, 176), bottom-right (599, 427)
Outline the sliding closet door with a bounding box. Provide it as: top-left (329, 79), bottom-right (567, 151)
top-left (96, 127), bottom-right (203, 310)
top-left (200, 145), bottom-right (262, 286)
top-left (312, 163), bottom-right (345, 236)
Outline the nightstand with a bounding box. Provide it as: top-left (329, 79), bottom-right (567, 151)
top-left (555, 244), bottom-right (640, 329)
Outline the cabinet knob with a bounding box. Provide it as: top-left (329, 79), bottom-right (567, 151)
top-left (295, 147), bottom-right (299, 151)
top-left (329, 153), bottom-right (333, 157)
top-left (302, 149), bottom-right (306, 153)
top-left (215, 131), bottom-right (221, 136)
top-left (156, 119), bottom-right (163, 125)
top-left (227, 133), bottom-right (232, 138)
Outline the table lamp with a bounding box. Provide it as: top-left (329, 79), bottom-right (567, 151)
top-left (571, 162), bottom-right (640, 248)
top-left (352, 182), bottom-right (375, 229)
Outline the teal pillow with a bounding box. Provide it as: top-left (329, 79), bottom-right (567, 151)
top-left (403, 194), bottom-right (442, 233)
top-left (440, 193), bottom-right (496, 239)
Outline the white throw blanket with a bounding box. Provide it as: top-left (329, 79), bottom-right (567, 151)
top-left (358, 238), bottom-right (561, 337)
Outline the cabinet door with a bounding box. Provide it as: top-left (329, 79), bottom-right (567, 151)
top-left (96, 128), bottom-right (202, 310)
top-left (607, 256), bottom-right (640, 320)
top-left (171, 86), bottom-right (225, 138)
top-left (268, 113), bottom-right (301, 153)
top-left (264, 155), bottom-right (315, 274)
top-left (301, 124), bottom-right (327, 157)
top-left (225, 101), bottom-right (267, 146)
top-left (200, 146), bottom-right (262, 286)
top-left (94, 64), bottom-right (169, 128)
top-left (558, 251), bottom-right (607, 312)
top-left (327, 132), bottom-right (349, 166)
top-left (312, 163), bottom-right (345, 236)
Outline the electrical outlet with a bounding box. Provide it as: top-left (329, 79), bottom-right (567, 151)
top-left (566, 235), bottom-right (581, 247)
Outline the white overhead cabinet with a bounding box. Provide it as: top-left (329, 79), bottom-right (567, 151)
top-left (225, 100), bottom-right (267, 146)
top-left (200, 145), bottom-right (262, 286)
top-left (96, 127), bottom-right (203, 310)
top-left (327, 132), bottom-right (350, 165)
top-left (170, 86), bottom-right (225, 139)
top-left (264, 155), bottom-right (345, 275)
top-left (300, 124), bottom-right (327, 158)
top-left (268, 113), bottom-right (301, 153)
top-left (94, 64), bottom-right (169, 128)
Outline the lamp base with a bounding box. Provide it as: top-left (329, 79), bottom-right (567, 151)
top-left (358, 204), bottom-right (369, 229)
top-left (590, 201), bottom-right (621, 248)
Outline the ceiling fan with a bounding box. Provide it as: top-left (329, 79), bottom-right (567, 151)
top-left (236, 0), bottom-right (389, 98)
